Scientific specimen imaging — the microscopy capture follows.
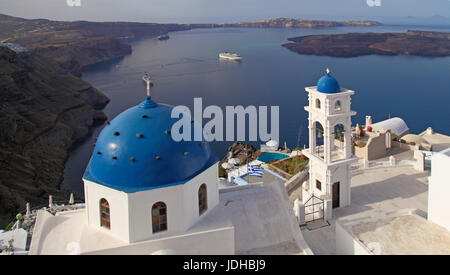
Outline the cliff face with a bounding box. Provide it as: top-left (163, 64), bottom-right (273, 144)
top-left (0, 47), bottom-right (109, 226)
top-left (29, 36), bottom-right (132, 76)
top-left (3, 14), bottom-right (192, 76)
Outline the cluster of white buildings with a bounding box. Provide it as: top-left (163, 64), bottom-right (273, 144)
top-left (0, 42), bottom-right (28, 53)
top-left (2, 68), bottom-right (450, 255)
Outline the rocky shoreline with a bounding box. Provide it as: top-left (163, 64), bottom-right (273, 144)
top-left (282, 30), bottom-right (450, 57)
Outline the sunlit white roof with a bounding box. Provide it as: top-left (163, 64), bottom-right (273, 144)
top-left (372, 117), bottom-right (409, 137)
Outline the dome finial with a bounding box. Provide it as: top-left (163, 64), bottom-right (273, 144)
top-left (143, 72), bottom-right (152, 97)
top-left (140, 73), bottom-right (157, 108)
top-left (326, 67), bottom-right (330, 74)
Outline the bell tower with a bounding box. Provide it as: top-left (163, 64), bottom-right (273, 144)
top-left (302, 68), bottom-right (358, 222)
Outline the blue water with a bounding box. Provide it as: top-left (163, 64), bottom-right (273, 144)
top-left (258, 152), bottom-right (290, 163)
top-left (63, 25), bottom-right (450, 194)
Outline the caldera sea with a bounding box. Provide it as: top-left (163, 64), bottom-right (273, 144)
top-left (62, 25), bottom-right (450, 194)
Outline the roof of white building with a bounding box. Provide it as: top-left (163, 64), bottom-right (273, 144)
top-left (29, 182), bottom-right (311, 255)
top-left (418, 130), bottom-right (450, 152)
top-left (372, 117), bottom-right (409, 137)
top-left (338, 209), bottom-right (450, 255)
top-left (83, 96), bottom-right (218, 193)
top-left (29, 209), bottom-right (127, 255)
top-left (192, 182), bottom-right (311, 255)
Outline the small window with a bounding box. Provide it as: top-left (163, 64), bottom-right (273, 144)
top-left (152, 202), bottom-right (168, 233)
top-left (100, 198), bottom-right (110, 230)
top-left (315, 99), bottom-right (321, 109)
top-left (316, 180), bottom-right (322, 191)
top-left (198, 184), bottom-right (208, 215)
top-left (335, 100), bottom-right (342, 111)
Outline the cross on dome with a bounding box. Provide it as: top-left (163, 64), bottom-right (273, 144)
top-left (143, 72), bottom-right (152, 97)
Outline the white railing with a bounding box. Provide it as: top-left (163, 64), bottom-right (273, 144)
top-left (350, 159), bottom-right (415, 175)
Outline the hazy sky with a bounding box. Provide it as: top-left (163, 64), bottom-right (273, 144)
top-left (1, 0), bottom-right (449, 23)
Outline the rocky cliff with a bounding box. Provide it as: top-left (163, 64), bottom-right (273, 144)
top-left (29, 36), bottom-right (132, 76)
top-left (0, 47), bottom-right (109, 227)
top-left (220, 142), bottom-right (261, 165)
top-left (2, 14), bottom-right (191, 76)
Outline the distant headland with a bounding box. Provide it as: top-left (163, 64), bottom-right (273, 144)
top-left (190, 18), bottom-right (382, 29)
top-left (282, 30), bottom-right (450, 57)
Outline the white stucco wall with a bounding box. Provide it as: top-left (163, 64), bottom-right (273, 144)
top-left (127, 184), bottom-right (185, 243)
top-left (428, 148), bottom-right (450, 231)
top-left (182, 163), bottom-right (220, 230)
top-left (85, 162), bottom-right (220, 244)
top-left (83, 226), bottom-right (234, 255)
top-left (307, 161), bottom-right (351, 209)
top-left (335, 221), bottom-right (372, 255)
top-left (84, 180), bottom-right (130, 242)
top-left (330, 165), bottom-right (352, 208)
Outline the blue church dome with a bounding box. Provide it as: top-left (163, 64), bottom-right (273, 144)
top-left (83, 96), bottom-right (217, 193)
top-left (317, 69), bottom-right (341, 94)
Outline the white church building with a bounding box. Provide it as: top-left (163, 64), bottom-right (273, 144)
top-left (28, 85), bottom-right (311, 255)
top-left (301, 69), bottom-right (358, 222)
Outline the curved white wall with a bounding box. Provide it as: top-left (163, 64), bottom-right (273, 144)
top-left (84, 162), bottom-right (220, 244)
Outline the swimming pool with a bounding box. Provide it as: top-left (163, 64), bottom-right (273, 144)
top-left (257, 152), bottom-right (289, 163)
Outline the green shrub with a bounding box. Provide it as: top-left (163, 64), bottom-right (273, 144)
top-left (4, 220), bottom-right (15, 231)
top-left (218, 166), bottom-right (227, 178)
top-left (273, 156), bottom-right (308, 175)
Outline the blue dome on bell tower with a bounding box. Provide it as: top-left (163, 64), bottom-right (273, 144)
top-left (317, 68), bottom-right (341, 94)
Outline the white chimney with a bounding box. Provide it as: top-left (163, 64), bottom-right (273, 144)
top-left (365, 115), bottom-right (373, 126)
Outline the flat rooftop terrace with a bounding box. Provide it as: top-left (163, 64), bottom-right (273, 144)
top-left (301, 165), bottom-right (430, 254)
top-left (343, 210), bottom-right (450, 255)
top-left (194, 182), bottom-right (310, 255)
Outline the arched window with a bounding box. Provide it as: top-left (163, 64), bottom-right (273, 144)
top-left (100, 198), bottom-right (110, 230)
top-left (334, 124), bottom-right (345, 142)
top-left (315, 121), bottom-right (324, 145)
top-left (152, 202), bottom-right (167, 233)
top-left (335, 100), bottom-right (342, 111)
top-left (198, 184), bottom-right (208, 215)
top-left (315, 99), bottom-right (321, 109)
top-left (314, 121), bottom-right (325, 159)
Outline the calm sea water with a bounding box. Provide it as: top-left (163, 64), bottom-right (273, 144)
top-left (63, 25), bottom-right (450, 194)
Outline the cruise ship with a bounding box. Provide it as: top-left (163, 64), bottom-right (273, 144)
top-left (157, 34), bottom-right (170, 40)
top-left (219, 52), bottom-right (242, 61)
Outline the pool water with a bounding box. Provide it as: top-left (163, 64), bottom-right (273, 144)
top-left (258, 152), bottom-right (289, 163)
